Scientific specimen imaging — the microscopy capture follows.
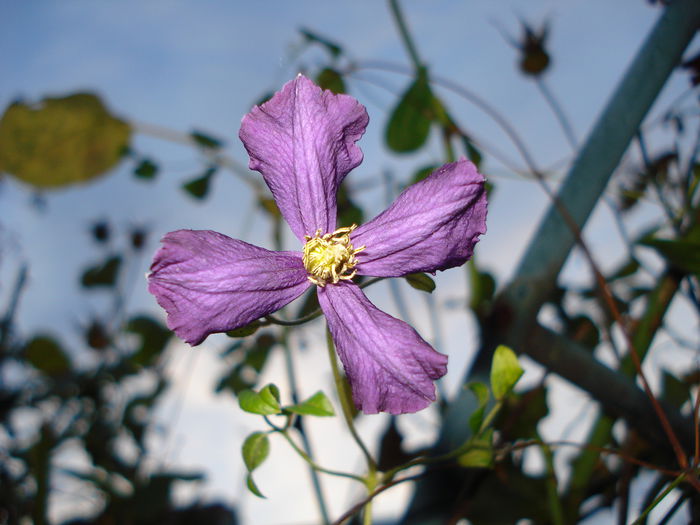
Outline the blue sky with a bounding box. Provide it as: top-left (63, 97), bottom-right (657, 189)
top-left (1, 1), bottom-right (697, 524)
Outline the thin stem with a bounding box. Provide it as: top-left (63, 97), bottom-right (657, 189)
top-left (540, 440), bottom-right (565, 525)
top-left (281, 331), bottom-right (331, 524)
top-left (278, 430), bottom-right (366, 483)
top-left (387, 0), bottom-right (423, 71)
top-left (355, 60), bottom-right (543, 175)
top-left (535, 77), bottom-right (578, 151)
top-left (325, 327), bottom-right (376, 471)
top-left (631, 474), bottom-right (686, 525)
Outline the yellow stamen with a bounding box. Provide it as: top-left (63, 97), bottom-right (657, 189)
top-left (302, 224), bottom-right (365, 286)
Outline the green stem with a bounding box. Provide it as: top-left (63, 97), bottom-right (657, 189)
top-left (325, 327), bottom-right (377, 472)
top-left (279, 429), bottom-right (366, 483)
top-left (631, 473), bottom-right (686, 525)
top-left (540, 439), bottom-right (565, 525)
top-left (388, 0), bottom-right (423, 71)
top-left (281, 334), bottom-right (331, 524)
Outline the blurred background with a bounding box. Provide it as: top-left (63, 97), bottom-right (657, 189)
top-left (1, 1), bottom-right (699, 524)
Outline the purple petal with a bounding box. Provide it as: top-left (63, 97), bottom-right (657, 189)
top-left (148, 230), bottom-right (311, 345)
top-left (352, 159), bottom-right (487, 277)
top-left (318, 283), bottom-right (447, 415)
top-left (239, 74), bottom-right (369, 241)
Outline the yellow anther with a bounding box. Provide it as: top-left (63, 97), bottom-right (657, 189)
top-left (302, 224), bottom-right (365, 286)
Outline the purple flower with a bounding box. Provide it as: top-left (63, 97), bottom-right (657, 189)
top-left (148, 75), bottom-right (487, 415)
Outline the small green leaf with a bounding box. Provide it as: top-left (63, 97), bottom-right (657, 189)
top-left (458, 446), bottom-right (494, 468)
top-left (126, 315), bottom-right (172, 366)
top-left (469, 263), bottom-right (496, 313)
top-left (461, 135), bottom-right (483, 168)
top-left (226, 320), bottom-right (262, 338)
top-left (316, 68), bottom-right (345, 94)
top-left (242, 432), bottom-right (270, 498)
top-left (299, 28), bottom-right (343, 58)
top-left (662, 371), bottom-right (691, 409)
top-left (336, 183), bottom-right (363, 227)
top-left (641, 238), bottom-right (700, 276)
top-left (386, 69), bottom-right (434, 153)
top-left (182, 166), bottom-right (216, 200)
top-left (190, 130), bottom-right (223, 149)
top-left (458, 430), bottom-right (494, 468)
top-left (80, 255), bottom-right (121, 288)
top-left (133, 158), bottom-right (158, 179)
top-left (490, 345), bottom-right (523, 400)
top-left (242, 431), bottom-right (270, 471)
top-left (285, 391), bottom-right (335, 417)
top-left (246, 473), bottom-right (265, 498)
top-left (238, 384), bottom-right (281, 415)
top-left (0, 93), bottom-right (130, 188)
top-left (410, 164), bottom-right (439, 185)
top-left (404, 273), bottom-right (436, 293)
top-left (24, 336), bottom-right (71, 375)
top-left (467, 381), bottom-right (490, 434)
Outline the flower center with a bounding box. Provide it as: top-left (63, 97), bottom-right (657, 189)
top-left (302, 225), bottom-right (365, 287)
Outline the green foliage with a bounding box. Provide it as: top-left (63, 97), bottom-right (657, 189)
top-left (239, 384), bottom-right (282, 416)
top-left (80, 255), bottom-right (122, 288)
top-left (217, 333), bottom-right (275, 395)
top-left (467, 381), bottom-right (490, 434)
top-left (285, 391), bottom-right (335, 417)
top-left (490, 345), bottom-right (523, 400)
top-left (133, 158), bottom-right (158, 180)
top-left (410, 164), bottom-right (440, 185)
top-left (641, 237), bottom-right (700, 276)
top-left (404, 272), bottom-right (436, 293)
top-left (190, 129), bottom-right (224, 149)
top-left (299, 28), bottom-right (343, 58)
top-left (386, 68), bottom-right (434, 153)
top-left (316, 68), bottom-right (346, 94)
top-left (24, 336), bottom-right (71, 376)
top-left (126, 315), bottom-right (172, 367)
top-left (457, 429), bottom-right (494, 468)
top-left (0, 93), bottom-right (130, 188)
top-left (182, 165), bottom-right (217, 199)
top-left (226, 320), bottom-right (262, 338)
top-left (242, 432), bottom-right (270, 498)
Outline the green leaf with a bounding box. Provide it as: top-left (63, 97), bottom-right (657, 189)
top-left (385, 69), bottom-right (434, 153)
top-left (246, 473), bottom-right (265, 498)
top-left (469, 263), bottom-right (496, 313)
top-left (24, 336), bottom-right (71, 375)
top-left (285, 391), bottom-right (335, 417)
top-left (190, 129), bottom-right (223, 149)
top-left (242, 432), bottom-right (270, 498)
top-left (461, 135), bottom-right (483, 168)
top-left (404, 273), bottom-right (436, 293)
top-left (182, 166), bottom-right (216, 200)
top-left (0, 93), bottom-right (130, 188)
top-left (410, 164), bottom-right (440, 185)
top-left (316, 68), bottom-right (345, 94)
top-left (133, 158), bottom-right (158, 179)
top-left (458, 430), bottom-right (494, 468)
top-left (299, 28), bottom-right (343, 58)
top-left (126, 315), bottom-right (172, 366)
top-left (242, 432), bottom-right (270, 471)
top-left (641, 238), bottom-right (700, 276)
top-left (467, 381), bottom-right (490, 434)
top-left (238, 384), bottom-right (281, 415)
top-left (490, 345), bottom-right (523, 400)
top-left (336, 183), bottom-right (363, 227)
top-left (662, 371), bottom-right (690, 409)
top-left (80, 255), bottom-right (121, 288)
top-left (226, 320), bottom-right (262, 338)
